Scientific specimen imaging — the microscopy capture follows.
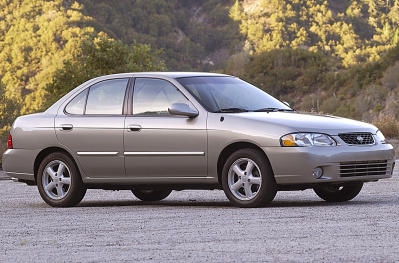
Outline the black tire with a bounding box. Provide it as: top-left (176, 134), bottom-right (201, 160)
top-left (132, 188), bottom-right (172, 201)
top-left (221, 148), bottom-right (277, 208)
top-left (37, 152), bottom-right (86, 207)
top-left (313, 182), bottom-right (363, 202)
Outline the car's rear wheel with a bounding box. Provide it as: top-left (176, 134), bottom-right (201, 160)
top-left (37, 152), bottom-right (86, 207)
top-left (221, 148), bottom-right (277, 208)
top-left (131, 188), bottom-right (172, 201)
top-left (313, 182), bottom-right (363, 202)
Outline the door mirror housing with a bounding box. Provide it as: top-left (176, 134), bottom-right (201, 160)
top-left (168, 103), bottom-right (199, 118)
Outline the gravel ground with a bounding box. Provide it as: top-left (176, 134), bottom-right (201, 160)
top-left (0, 170), bottom-right (9, 180)
top-left (1, 167), bottom-right (399, 263)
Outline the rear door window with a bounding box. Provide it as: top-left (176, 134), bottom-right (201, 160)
top-left (85, 78), bottom-right (129, 115)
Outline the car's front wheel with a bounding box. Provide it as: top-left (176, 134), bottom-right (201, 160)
top-left (313, 182), bottom-right (363, 202)
top-left (37, 152), bottom-right (86, 207)
top-left (221, 148), bottom-right (277, 208)
top-left (131, 188), bottom-right (172, 201)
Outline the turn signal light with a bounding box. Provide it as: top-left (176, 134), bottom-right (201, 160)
top-left (7, 133), bottom-right (13, 149)
top-left (281, 134), bottom-right (296, 146)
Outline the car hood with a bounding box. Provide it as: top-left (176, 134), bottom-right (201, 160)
top-left (234, 111), bottom-right (377, 135)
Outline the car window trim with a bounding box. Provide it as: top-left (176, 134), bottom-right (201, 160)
top-left (129, 77), bottom-right (198, 117)
top-left (63, 77), bottom-right (130, 117)
top-left (126, 77), bottom-right (134, 115)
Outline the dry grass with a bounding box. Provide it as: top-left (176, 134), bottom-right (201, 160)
top-left (373, 114), bottom-right (399, 138)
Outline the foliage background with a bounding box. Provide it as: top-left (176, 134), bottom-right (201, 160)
top-left (1, 0), bottom-right (399, 164)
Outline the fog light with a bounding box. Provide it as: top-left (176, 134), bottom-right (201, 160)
top-left (312, 167), bottom-right (323, 179)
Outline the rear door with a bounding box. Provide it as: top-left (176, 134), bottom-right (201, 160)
top-left (124, 77), bottom-right (207, 179)
top-left (55, 78), bottom-right (129, 179)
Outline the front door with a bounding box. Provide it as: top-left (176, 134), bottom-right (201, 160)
top-left (124, 78), bottom-right (207, 179)
top-left (55, 78), bottom-right (129, 179)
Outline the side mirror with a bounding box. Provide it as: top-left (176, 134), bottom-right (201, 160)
top-left (168, 103), bottom-right (199, 118)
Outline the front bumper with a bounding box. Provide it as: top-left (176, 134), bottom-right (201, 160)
top-left (263, 143), bottom-right (395, 185)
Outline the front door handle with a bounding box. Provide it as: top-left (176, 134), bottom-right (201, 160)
top-left (127, 124), bottom-right (142, 132)
top-left (60, 124), bottom-right (73, 131)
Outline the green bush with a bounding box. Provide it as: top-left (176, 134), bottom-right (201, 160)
top-left (242, 48), bottom-right (332, 97)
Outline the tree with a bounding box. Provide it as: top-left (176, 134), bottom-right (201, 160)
top-left (242, 48), bottom-right (331, 101)
top-left (230, 0), bottom-right (243, 21)
top-left (0, 0), bottom-right (95, 114)
top-left (44, 32), bottom-right (166, 108)
top-left (229, 0), bottom-right (399, 66)
top-left (0, 80), bottom-right (19, 148)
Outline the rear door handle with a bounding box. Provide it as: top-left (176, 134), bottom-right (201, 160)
top-left (60, 124), bottom-right (73, 131)
top-left (127, 124), bottom-right (142, 132)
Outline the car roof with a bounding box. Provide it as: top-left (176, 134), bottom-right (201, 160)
top-left (99, 72), bottom-right (232, 79)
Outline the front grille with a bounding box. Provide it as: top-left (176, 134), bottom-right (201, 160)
top-left (340, 160), bottom-right (388, 177)
top-left (338, 133), bottom-right (375, 145)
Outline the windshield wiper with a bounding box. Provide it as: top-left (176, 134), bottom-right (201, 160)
top-left (214, 107), bottom-right (249, 113)
top-left (253, 107), bottom-right (294, 112)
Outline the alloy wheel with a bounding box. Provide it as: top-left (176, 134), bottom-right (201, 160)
top-left (42, 160), bottom-right (71, 200)
top-left (227, 158), bottom-right (262, 201)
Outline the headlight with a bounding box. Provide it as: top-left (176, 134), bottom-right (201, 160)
top-left (375, 130), bottom-right (386, 144)
top-left (280, 133), bottom-right (337, 147)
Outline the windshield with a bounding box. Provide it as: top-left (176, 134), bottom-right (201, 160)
top-left (177, 76), bottom-right (292, 113)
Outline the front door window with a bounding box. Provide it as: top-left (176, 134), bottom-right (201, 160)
top-left (133, 78), bottom-right (189, 116)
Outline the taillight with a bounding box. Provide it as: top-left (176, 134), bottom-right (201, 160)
top-left (7, 133), bottom-right (13, 149)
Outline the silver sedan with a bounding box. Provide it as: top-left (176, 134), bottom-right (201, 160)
top-left (2, 72), bottom-right (395, 207)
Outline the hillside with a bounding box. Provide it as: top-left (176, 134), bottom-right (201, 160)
top-left (74, 0), bottom-right (241, 71)
top-left (1, 0), bottom-right (399, 159)
top-left (228, 0), bottom-right (399, 134)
